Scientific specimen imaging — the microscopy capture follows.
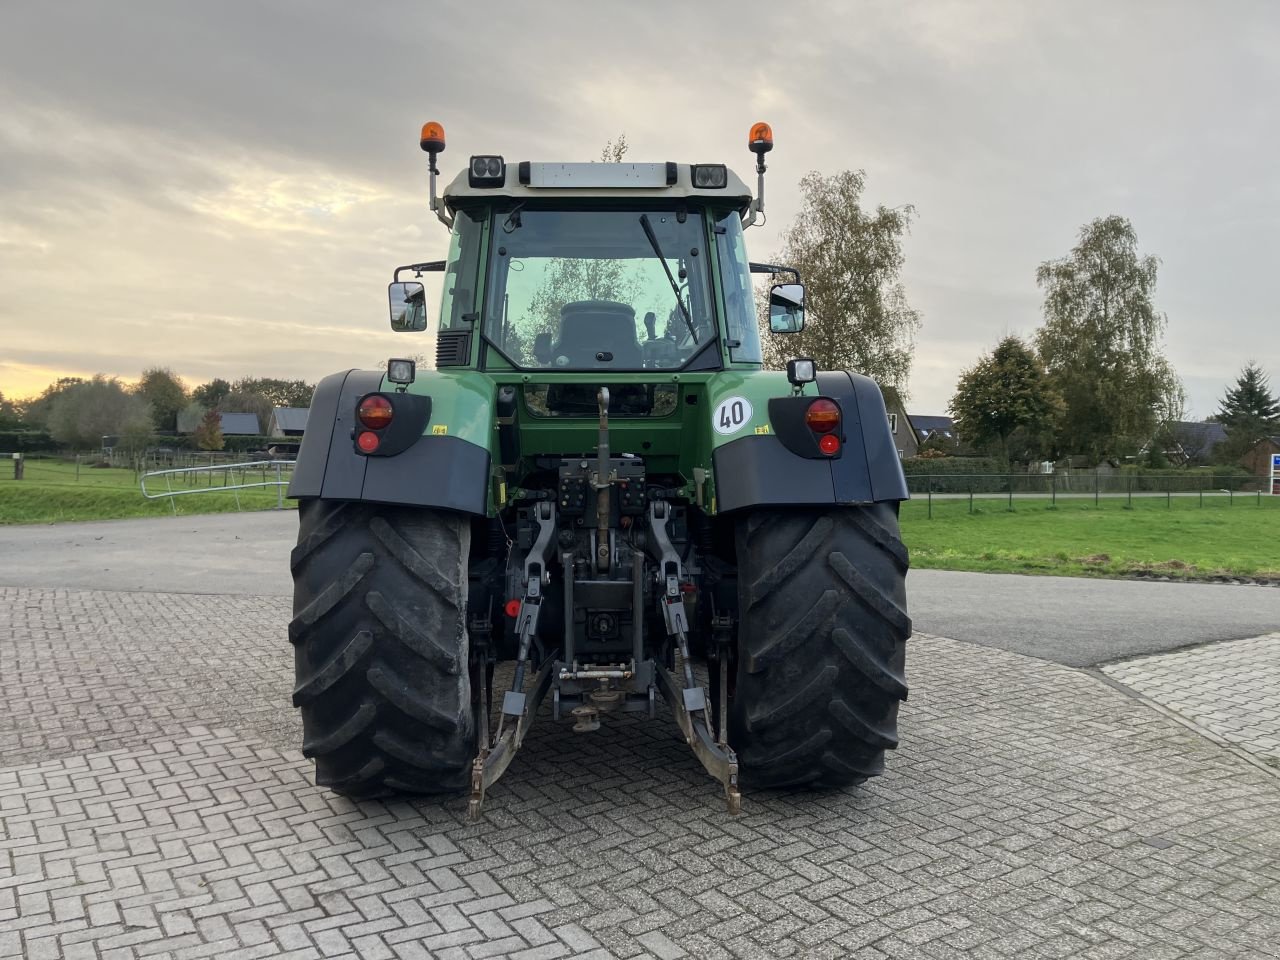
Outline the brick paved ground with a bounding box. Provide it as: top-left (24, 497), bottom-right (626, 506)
top-left (1102, 633), bottom-right (1280, 769)
top-left (3, 589), bottom-right (1280, 959)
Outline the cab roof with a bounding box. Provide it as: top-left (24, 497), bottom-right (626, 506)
top-left (441, 161), bottom-right (753, 210)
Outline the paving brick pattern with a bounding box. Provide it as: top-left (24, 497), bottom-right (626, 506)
top-left (1102, 633), bottom-right (1280, 768)
top-left (3, 589), bottom-right (1280, 958)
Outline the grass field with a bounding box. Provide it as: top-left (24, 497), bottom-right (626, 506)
top-left (0, 458), bottom-right (295, 524)
top-left (3, 459), bottom-right (1278, 583)
top-left (899, 494), bottom-right (1280, 581)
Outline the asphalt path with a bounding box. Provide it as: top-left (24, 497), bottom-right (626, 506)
top-left (1, 511), bottom-right (1277, 667)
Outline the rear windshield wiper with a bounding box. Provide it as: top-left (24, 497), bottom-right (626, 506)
top-left (639, 214), bottom-right (698, 344)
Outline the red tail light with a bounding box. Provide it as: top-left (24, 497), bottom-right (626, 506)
top-left (357, 395), bottom-right (394, 429)
top-left (805, 398), bottom-right (840, 434)
top-left (818, 434), bottom-right (841, 455)
top-left (356, 430), bottom-right (381, 453)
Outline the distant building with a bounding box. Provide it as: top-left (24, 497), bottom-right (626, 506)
top-left (1243, 436), bottom-right (1280, 480)
top-left (1141, 421), bottom-right (1229, 465)
top-left (177, 408), bottom-right (262, 436)
top-left (1168, 421), bottom-right (1228, 464)
top-left (883, 389), bottom-right (918, 458)
top-left (910, 415), bottom-right (955, 445)
top-left (270, 407), bottom-right (309, 437)
top-left (218, 412), bottom-right (260, 436)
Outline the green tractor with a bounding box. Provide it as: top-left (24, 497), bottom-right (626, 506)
top-left (288, 121), bottom-right (910, 817)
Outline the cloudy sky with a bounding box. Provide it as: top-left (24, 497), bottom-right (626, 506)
top-left (1, 0), bottom-right (1276, 418)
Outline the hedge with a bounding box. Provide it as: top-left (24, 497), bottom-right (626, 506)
top-left (901, 458), bottom-right (1007, 493)
top-left (149, 434), bottom-right (296, 453)
top-left (0, 430), bottom-right (58, 453)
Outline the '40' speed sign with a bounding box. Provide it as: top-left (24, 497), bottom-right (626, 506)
top-left (712, 396), bottom-right (753, 435)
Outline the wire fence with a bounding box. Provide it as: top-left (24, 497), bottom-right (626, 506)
top-left (2, 449), bottom-right (298, 482)
top-left (1, 451), bottom-right (296, 517)
top-left (140, 460), bottom-right (297, 514)
top-left (906, 472), bottom-right (1279, 518)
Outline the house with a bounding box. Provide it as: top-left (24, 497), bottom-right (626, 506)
top-left (270, 407), bottom-right (309, 437)
top-left (910, 415), bottom-right (956, 445)
top-left (218, 413), bottom-right (261, 436)
top-left (882, 388), bottom-right (918, 458)
top-left (1242, 436), bottom-right (1280, 484)
top-left (1140, 421), bottom-right (1229, 465)
top-left (1168, 421), bottom-right (1228, 464)
top-left (176, 408), bottom-right (262, 436)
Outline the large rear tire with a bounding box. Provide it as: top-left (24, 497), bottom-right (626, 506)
top-left (289, 500), bottom-right (476, 797)
top-left (729, 504), bottom-right (910, 788)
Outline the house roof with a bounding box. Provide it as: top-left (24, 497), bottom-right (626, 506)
top-left (218, 413), bottom-right (260, 435)
top-left (910, 415), bottom-right (955, 438)
top-left (272, 407), bottom-right (309, 431)
top-left (1169, 421), bottom-right (1228, 452)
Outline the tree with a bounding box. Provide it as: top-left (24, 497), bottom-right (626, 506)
top-left (136, 367), bottom-right (188, 432)
top-left (1215, 363), bottom-right (1280, 460)
top-left (230, 377), bottom-right (313, 407)
top-left (46, 376), bottom-right (152, 449)
top-left (192, 378), bottom-right (232, 408)
top-left (21, 377), bottom-right (85, 429)
top-left (760, 170), bottom-right (920, 390)
top-left (949, 336), bottom-right (1060, 463)
top-left (192, 408), bottom-right (225, 451)
top-left (177, 401), bottom-right (208, 434)
top-left (1145, 376), bottom-right (1188, 466)
top-left (119, 417), bottom-right (155, 457)
top-left (1035, 215), bottom-right (1179, 462)
top-left (599, 134), bottom-right (628, 163)
top-left (0, 390), bottom-right (22, 430)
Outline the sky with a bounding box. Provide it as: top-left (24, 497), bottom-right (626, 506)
top-left (1, 0), bottom-right (1277, 418)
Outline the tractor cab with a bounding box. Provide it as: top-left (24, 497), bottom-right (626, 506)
top-left (390, 143), bottom-right (782, 379)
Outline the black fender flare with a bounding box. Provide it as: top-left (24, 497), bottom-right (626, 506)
top-left (288, 369), bottom-right (490, 515)
top-left (712, 371), bottom-right (909, 513)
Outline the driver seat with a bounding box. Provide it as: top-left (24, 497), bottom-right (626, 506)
top-left (554, 300), bottom-right (642, 367)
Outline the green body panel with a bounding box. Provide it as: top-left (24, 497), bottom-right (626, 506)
top-left (378, 366), bottom-right (812, 517)
top-left (380, 369), bottom-right (496, 447)
top-left (368, 190), bottom-right (874, 517)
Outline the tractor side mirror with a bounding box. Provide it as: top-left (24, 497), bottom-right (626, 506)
top-left (388, 281), bottom-right (428, 332)
top-left (768, 283), bottom-right (805, 334)
top-left (533, 332), bottom-right (553, 364)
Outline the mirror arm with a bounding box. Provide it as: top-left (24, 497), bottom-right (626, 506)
top-left (749, 262), bottom-right (801, 283)
top-left (394, 261), bottom-right (446, 282)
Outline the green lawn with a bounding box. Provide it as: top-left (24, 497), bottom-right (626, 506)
top-left (5, 459), bottom-right (1278, 582)
top-left (900, 494), bottom-right (1280, 581)
top-left (0, 458), bottom-right (296, 524)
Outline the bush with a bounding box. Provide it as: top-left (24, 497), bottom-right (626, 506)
top-left (0, 429), bottom-right (58, 453)
top-left (902, 457), bottom-right (1009, 493)
top-left (166, 434), bottom-right (285, 453)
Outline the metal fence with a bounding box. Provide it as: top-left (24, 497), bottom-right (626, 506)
top-left (906, 472), bottom-right (1276, 518)
top-left (140, 460), bottom-right (296, 514)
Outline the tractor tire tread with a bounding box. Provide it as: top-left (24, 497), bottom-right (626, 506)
top-left (730, 503), bottom-right (910, 789)
top-left (291, 500), bottom-right (475, 797)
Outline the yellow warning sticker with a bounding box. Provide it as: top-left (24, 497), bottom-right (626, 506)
top-left (754, 424), bottom-right (771, 435)
top-left (432, 425), bottom-right (448, 435)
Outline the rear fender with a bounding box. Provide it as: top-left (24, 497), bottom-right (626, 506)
top-left (288, 369), bottom-right (495, 515)
top-left (709, 371), bottom-right (908, 513)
